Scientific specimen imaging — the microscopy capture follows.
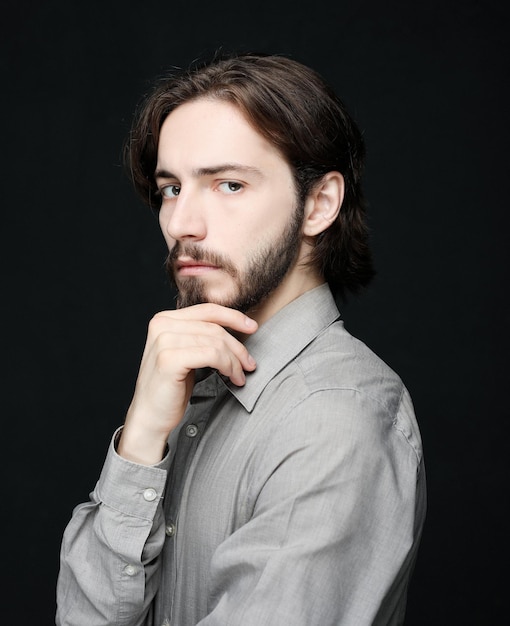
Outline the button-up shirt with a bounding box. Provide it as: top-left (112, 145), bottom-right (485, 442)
top-left (57, 284), bottom-right (426, 625)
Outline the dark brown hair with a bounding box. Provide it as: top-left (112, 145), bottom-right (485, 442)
top-left (125, 52), bottom-right (375, 297)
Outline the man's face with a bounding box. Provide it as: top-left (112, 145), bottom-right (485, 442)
top-left (156, 98), bottom-right (305, 313)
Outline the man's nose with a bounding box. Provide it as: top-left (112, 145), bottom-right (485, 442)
top-left (162, 187), bottom-right (207, 242)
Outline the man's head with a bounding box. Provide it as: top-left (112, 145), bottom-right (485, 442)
top-left (155, 98), bottom-right (307, 312)
top-left (126, 52), bottom-right (375, 301)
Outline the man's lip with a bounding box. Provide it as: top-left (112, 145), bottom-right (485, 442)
top-left (176, 258), bottom-right (220, 275)
top-left (176, 258), bottom-right (219, 270)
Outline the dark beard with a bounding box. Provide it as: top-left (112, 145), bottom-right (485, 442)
top-left (165, 202), bottom-right (304, 313)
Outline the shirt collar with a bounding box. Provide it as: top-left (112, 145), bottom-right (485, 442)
top-left (221, 283), bottom-right (341, 412)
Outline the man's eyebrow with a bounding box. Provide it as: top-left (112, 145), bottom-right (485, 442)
top-left (193, 164), bottom-right (264, 178)
top-left (154, 164), bottom-right (264, 180)
top-left (154, 168), bottom-right (176, 181)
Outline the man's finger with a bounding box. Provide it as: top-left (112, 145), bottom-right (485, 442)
top-left (154, 303), bottom-right (258, 333)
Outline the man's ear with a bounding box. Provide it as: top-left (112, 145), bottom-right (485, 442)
top-left (302, 172), bottom-right (344, 237)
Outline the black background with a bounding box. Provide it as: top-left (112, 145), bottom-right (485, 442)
top-left (2, 0), bottom-right (508, 623)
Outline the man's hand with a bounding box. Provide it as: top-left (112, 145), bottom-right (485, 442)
top-left (118, 303), bottom-right (258, 465)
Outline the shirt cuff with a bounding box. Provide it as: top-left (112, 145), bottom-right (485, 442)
top-left (95, 427), bottom-right (171, 520)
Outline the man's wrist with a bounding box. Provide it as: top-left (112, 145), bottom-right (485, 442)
top-left (117, 424), bottom-right (169, 466)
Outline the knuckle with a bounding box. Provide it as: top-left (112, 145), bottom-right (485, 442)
top-left (152, 332), bottom-right (167, 350)
top-left (148, 312), bottom-right (165, 332)
top-left (208, 345), bottom-right (223, 361)
top-left (154, 347), bottom-right (174, 372)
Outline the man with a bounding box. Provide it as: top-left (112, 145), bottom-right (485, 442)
top-left (57, 53), bottom-right (426, 625)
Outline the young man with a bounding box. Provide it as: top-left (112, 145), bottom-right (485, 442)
top-left (57, 53), bottom-right (426, 625)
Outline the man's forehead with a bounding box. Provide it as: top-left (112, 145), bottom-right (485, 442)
top-left (156, 99), bottom-right (287, 175)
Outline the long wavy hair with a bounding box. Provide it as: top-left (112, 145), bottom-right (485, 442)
top-left (125, 52), bottom-right (375, 298)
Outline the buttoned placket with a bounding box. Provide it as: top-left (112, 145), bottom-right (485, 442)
top-left (162, 414), bottom-right (204, 546)
top-left (154, 373), bottom-right (227, 624)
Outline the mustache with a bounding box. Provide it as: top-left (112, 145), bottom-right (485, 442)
top-left (165, 243), bottom-right (238, 279)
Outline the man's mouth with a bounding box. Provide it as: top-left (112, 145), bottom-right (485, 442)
top-left (176, 258), bottom-right (220, 276)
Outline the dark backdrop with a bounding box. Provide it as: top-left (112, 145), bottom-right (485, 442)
top-left (2, 0), bottom-right (508, 623)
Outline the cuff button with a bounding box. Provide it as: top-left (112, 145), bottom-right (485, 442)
top-left (143, 488), bottom-right (158, 502)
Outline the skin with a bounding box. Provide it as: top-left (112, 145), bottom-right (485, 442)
top-left (118, 99), bottom-right (344, 465)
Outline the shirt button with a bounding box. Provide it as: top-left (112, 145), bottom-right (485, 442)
top-left (124, 564), bottom-right (137, 576)
top-left (185, 424), bottom-right (199, 438)
top-left (165, 523), bottom-right (176, 537)
top-left (143, 488), bottom-right (158, 502)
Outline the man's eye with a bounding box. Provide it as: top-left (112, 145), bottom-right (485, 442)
top-left (218, 181), bottom-right (243, 194)
top-left (161, 185), bottom-right (180, 198)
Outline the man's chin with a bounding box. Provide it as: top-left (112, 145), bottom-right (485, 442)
top-left (175, 280), bottom-right (207, 309)
top-left (175, 283), bottom-right (238, 310)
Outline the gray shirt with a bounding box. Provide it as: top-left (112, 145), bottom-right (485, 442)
top-left (57, 284), bottom-right (426, 625)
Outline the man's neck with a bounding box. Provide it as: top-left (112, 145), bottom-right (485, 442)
top-left (247, 271), bottom-right (325, 327)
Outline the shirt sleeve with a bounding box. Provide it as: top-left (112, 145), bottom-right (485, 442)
top-left (56, 429), bottom-right (171, 626)
top-left (200, 387), bottom-right (426, 626)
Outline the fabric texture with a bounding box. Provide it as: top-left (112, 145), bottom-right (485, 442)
top-left (57, 284), bottom-right (426, 626)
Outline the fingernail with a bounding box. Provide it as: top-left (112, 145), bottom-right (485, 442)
top-left (244, 316), bottom-right (257, 328)
top-left (247, 354), bottom-right (256, 368)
